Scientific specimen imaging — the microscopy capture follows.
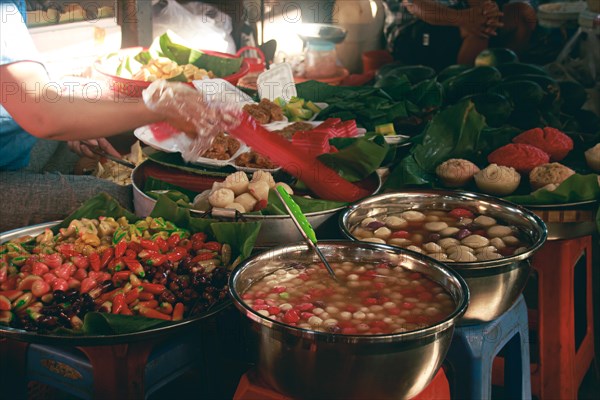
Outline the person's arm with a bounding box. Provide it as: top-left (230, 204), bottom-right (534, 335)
top-left (402, 0), bottom-right (463, 26)
top-left (0, 61), bottom-right (163, 141)
top-left (403, 0), bottom-right (503, 37)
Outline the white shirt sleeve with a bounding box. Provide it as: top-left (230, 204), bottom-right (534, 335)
top-left (0, 2), bottom-right (40, 65)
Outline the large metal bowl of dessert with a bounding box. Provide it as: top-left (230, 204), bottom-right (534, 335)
top-left (340, 190), bottom-right (548, 324)
top-left (229, 241), bottom-right (469, 399)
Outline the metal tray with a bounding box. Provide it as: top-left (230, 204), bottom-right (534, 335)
top-left (132, 160), bottom-right (382, 248)
top-left (525, 200), bottom-right (598, 240)
top-left (0, 221), bottom-right (231, 346)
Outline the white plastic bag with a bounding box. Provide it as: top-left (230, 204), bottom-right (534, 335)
top-left (152, 0), bottom-right (236, 54)
top-left (142, 80), bottom-right (242, 162)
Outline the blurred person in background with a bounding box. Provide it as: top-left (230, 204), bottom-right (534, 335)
top-left (0, 0), bottom-right (181, 231)
top-left (383, 0), bottom-right (537, 69)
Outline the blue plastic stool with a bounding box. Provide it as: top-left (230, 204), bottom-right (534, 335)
top-left (445, 294), bottom-right (531, 400)
top-left (24, 335), bottom-right (201, 399)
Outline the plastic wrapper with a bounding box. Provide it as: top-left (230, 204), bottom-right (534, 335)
top-left (142, 80), bottom-right (243, 163)
top-left (152, 0), bottom-right (236, 54)
top-left (142, 80), bottom-right (373, 202)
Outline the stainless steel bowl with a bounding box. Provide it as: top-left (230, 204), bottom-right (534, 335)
top-left (132, 161), bottom-right (381, 248)
top-left (340, 190), bottom-right (548, 324)
top-left (229, 241), bottom-right (469, 399)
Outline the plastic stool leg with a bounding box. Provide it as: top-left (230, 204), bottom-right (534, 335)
top-left (531, 237), bottom-right (595, 399)
top-left (0, 338), bottom-right (28, 400)
top-left (446, 331), bottom-right (491, 399)
top-left (447, 296), bottom-right (531, 400)
top-left (503, 297), bottom-right (532, 400)
top-left (77, 338), bottom-right (160, 400)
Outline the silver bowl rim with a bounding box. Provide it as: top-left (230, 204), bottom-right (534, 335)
top-left (339, 189), bottom-right (548, 271)
top-left (228, 240), bottom-right (470, 344)
top-left (131, 161), bottom-right (383, 220)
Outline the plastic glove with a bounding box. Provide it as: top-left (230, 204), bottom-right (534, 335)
top-left (142, 80), bottom-right (242, 162)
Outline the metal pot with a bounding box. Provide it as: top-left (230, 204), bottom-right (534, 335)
top-left (132, 161), bottom-right (382, 248)
top-left (339, 190), bottom-right (548, 324)
top-left (229, 241), bottom-right (469, 399)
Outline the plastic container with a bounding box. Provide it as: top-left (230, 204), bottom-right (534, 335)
top-left (537, 1), bottom-right (587, 28)
top-left (304, 40), bottom-right (338, 79)
top-left (362, 49), bottom-right (394, 72)
top-left (335, 0), bottom-right (385, 73)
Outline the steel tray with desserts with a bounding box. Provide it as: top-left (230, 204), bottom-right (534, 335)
top-left (0, 194), bottom-right (260, 345)
top-left (385, 102), bottom-right (600, 240)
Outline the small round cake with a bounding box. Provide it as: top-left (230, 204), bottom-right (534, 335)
top-left (529, 162), bottom-right (575, 190)
top-left (474, 163), bottom-right (521, 196)
top-left (435, 158), bottom-right (480, 188)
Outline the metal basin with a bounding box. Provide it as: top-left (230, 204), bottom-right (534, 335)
top-left (132, 161), bottom-right (381, 248)
top-left (229, 241), bottom-right (469, 399)
top-left (340, 190), bottom-right (548, 324)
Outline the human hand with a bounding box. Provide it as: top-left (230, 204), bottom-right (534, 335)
top-left (142, 80), bottom-right (242, 162)
top-left (68, 138), bottom-right (121, 160)
top-left (482, 1), bottom-right (504, 34)
top-left (462, 1), bottom-right (504, 39)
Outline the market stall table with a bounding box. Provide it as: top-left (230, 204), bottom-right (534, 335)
top-left (492, 200), bottom-right (598, 398)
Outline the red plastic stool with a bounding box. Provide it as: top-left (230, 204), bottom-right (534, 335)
top-left (494, 235), bottom-right (596, 399)
top-left (233, 366), bottom-right (451, 400)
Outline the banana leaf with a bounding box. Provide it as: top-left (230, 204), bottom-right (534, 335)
top-left (53, 193), bottom-right (138, 234)
top-left (191, 53), bottom-right (243, 78)
top-left (151, 32), bottom-right (243, 77)
top-left (296, 81), bottom-right (407, 130)
top-left (408, 79), bottom-right (443, 109)
top-left (319, 136), bottom-right (390, 182)
top-left (262, 189), bottom-right (348, 215)
top-left (144, 176), bottom-right (198, 200)
top-left (505, 174), bottom-right (600, 233)
top-left (384, 155), bottom-right (436, 189)
top-left (504, 174), bottom-right (600, 205)
top-left (385, 100), bottom-right (486, 189)
top-left (82, 313), bottom-right (171, 335)
top-left (146, 190), bottom-right (192, 208)
top-left (412, 101), bottom-right (486, 172)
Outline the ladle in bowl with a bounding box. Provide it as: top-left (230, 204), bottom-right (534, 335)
top-left (274, 186), bottom-right (338, 281)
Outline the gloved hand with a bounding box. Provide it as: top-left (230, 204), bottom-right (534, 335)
top-left (142, 80), bottom-right (242, 162)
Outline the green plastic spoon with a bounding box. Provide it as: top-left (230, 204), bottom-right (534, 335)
top-left (275, 186), bottom-right (338, 281)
